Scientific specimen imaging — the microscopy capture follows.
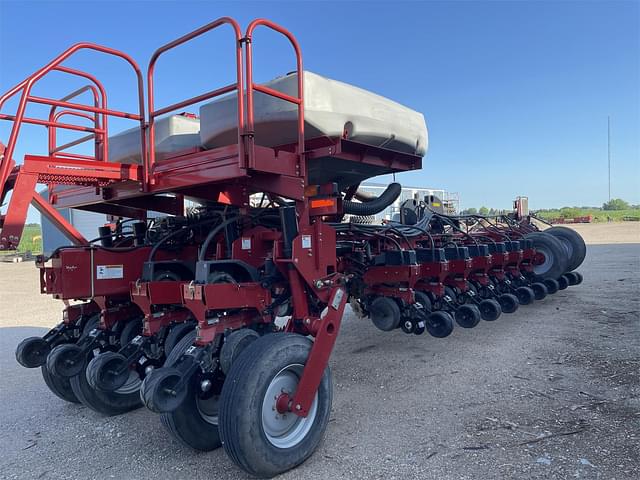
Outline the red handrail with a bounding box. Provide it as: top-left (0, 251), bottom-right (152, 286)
top-left (244, 19), bottom-right (305, 175)
top-left (48, 88), bottom-right (101, 159)
top-left (147, 17), bottom-right (244, 184)
top-left (49, 111), bottom-right (97, 154)
top-left (0, 42), bottom-right (146, 196)
top-left (47, 68), bottom-right (109, 160)
top-left (0, 66), bottom-right (109, 163)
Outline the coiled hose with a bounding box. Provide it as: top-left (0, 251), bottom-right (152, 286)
top-left (343, 183), bottom-right (402, 216)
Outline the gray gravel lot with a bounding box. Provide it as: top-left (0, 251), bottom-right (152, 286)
top-left (1, 243), bottom-right (638, 479)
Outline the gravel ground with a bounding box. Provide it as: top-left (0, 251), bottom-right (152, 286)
top-left (0, 239), bottom-right (638, 479)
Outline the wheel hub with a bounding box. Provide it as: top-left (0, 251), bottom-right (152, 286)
top-left (261, 364), bottom-right (318, 448)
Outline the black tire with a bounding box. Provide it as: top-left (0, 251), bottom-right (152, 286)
top-left (163, 321), bottom-right (196, 357)
top-left (87, 351), bottom-right (130, 392)
top-left (544, 278), bottom-right (560, 294)
top-left (41, 364), bottom-right (80, 403)
top-left (219, 333), bottom-right (332, 478)
top-left (478, 299), bottom-right (501, 321)
top-left (70, 318), bottom-right (143, 416)
top-left (48, 314), bottom-right (100, 378)
top-left (557, 275), bottom-right (569, 290)
top-left (119, 318), bottom-right (142, 346)
top-left (531, 282), bottom-right (548, 300)
top-left (444, 286), bottom-right (459, 305)
top-left (498, 293), bottom-right (519, 314)
top-left (47, 344), bottom-right (84, 378)
top-left (414, 291), bottom-right (432, 313)
top-left (545, 226), bottom-right (587, 272)
top-left (564, 272), bottom-right (578, 286)
top-left (516, 286), bottom-right (535, 305)
top-left (369, 297), bottom-right (401, 331)
top-left (141, 366), bottom-right (186, 414)
top-left (573, 271), bottom-right (584, 285)
top-left (15, 337), bottom-right (50, 368)
top-left (426, 311), bottom-right (454, 338)
top-left (454, 304), bottom-right (481, 328)
top-left (219, 328), bottom-right (260, 375)
top-left (526, 232), bottom-right (569, 280)
top-left (158, 330), bottom-right (222, 451)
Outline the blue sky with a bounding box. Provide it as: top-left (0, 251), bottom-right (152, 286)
top-left (0, 0), bottom-right (638, 223)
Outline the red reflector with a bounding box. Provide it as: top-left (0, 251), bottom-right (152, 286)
top-left (310, 198), bottom-right (336, 208)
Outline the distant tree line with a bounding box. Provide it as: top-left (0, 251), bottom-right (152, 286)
top-left (459, 206), bottom-right (508, 216)
top-left (460, 199), bottom-right (638, 217)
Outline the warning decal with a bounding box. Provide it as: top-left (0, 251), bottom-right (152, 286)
top-left (96, 265), bottom-right (124, 280)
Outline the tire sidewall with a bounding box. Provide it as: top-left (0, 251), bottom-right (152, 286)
top-left (220, 334), bottom-right (332, 477)
top-left (527, 232), bottom-right (569, 280)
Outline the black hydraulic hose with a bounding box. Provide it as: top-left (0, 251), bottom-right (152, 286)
top-left (198, 216), bottom-right (242, 262)
top-left (148, 217), bottom-right (220, 262)
top-left (389, 222), bottom-right (435, 249)
top-left (427, 208), bottom-right (479, 246)
top-left (353, 189), bottom-right (377, 202)
top-left (343, 183), bottom-right (402, 216)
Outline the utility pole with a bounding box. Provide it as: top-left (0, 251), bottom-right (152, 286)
top-left (608, 115), bottom-right (611, 202)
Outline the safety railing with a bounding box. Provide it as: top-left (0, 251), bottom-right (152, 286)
top-left (244, 19), bottom-right (305, 174)
top-left (147, 17), bottom-right (244, 182)
top-left (47, 79), bottom-right (106, 161)
top-left (1, 17), bottom-right (305, 200)
top-left (0, 43), bottom-right (146, 196)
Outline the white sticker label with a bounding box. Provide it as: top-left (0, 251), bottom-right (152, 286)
top-left (96, 265), bottom-right (123, 280)
top-left (301, 235), bottom-right (312, 249)
top-left (331, 288), bottom-right (345, 310)
top-left (241, 238), bottom-right (252, 250)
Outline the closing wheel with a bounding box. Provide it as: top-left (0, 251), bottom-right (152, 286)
top-left (478, 299), bottom-right (502, 321)
top-left (425, 311), bottom-right (454, 338)
top-left (564, 272), bottom-right (578, 286)
top-left (574, 271), bottom-right (584, 285)
top-left (455, 304), bottom-right (482, 328)
top-left (531, 282), bottom-right (548, 300)
top-left (545, 226), bottom-right (587, 271)
top-left (401, 318), bottom-right (414, 334)
top-left (219, 333), bottom-right (332, 478)
top-left (87, 352), bottom-right (130, 392)
top-left (557, 275), bottom-right (569, 290)
top-left (498, 293), bottom-right (519, 314)
top-left (543, 278), bottom-right (560, 294)
top-left (47, 344), bottom-right (84, 378)
top-left (369, 296), bottom-right (401, 331)
top-left (39, 315), bottom-right (98, 402)
top-left (70, 318), bottom-right (143, 416)
top-left (140, 367), bottom-right (186, 413)
top-left (516, 286), bottom-right (535, 305)
top-left (15, 337), bottom-right (51, 368)
top-left (158, 330), bottom-right (222, 451)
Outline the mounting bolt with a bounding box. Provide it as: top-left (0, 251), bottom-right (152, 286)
top-left (295, 404), bottom-right (301, 411)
